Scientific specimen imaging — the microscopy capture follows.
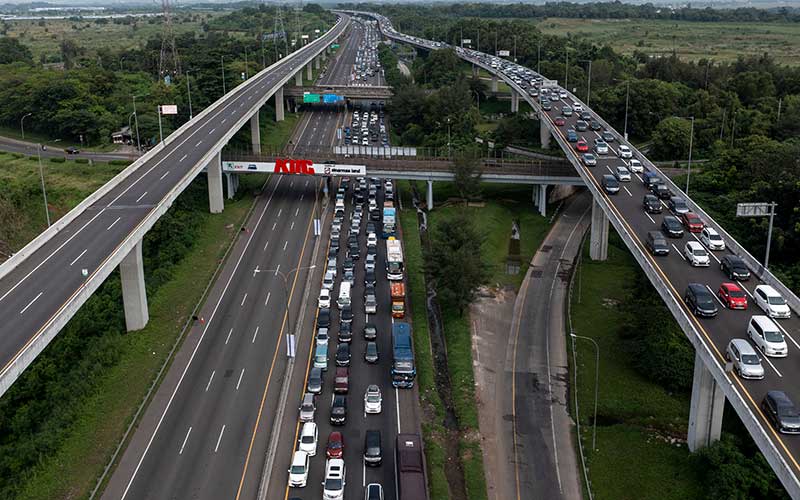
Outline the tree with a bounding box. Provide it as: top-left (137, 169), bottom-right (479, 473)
top-left (651, 116), bottom-right (692, 161)
top-left (427, 211), bottom-right (489, 314)
top-left (0, 38), bottom-right (33, 65)
top-left (59, 39), bottom-right (82, 69)
top-left (451, 151), bottom-right (482, 201)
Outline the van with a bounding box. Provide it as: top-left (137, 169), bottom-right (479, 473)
top-left (337, 281), bottom-right (351, 309)
top-left (364, 429), bottom-right (382, 466)
top-left (314, 344), bottom-right (328, 371)
top-left (601, 174), bottom-right (620, 194)
top-left (646, 231), bottom-right (669, 256)
top-left (747, 315), bottom-right (787, 357)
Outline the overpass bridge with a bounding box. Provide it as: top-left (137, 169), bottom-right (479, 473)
top-left (349, 9), bottom-right (800, 498)
top-left (283, 83), bottom-right (393, 101)
top-left (0, 15), bottom-right (350, 398)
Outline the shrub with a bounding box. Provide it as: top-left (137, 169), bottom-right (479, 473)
top-left (49, 157), bottom-right (66, 163)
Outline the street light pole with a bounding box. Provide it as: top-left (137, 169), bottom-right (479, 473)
top-left (36, 144), bottom-right (51, 227)
top-left (446, 117), bottom-right (452, 159)
top-left (571, 332), bottom-right (599, 452)
top-left (21, 112), bottom-right (32, 140)
top-left (537, 38), bottom-right (541, 75)
top-left (132, 94), bottom-right (144, 153)
top-left (221, 55), bottom-right (227, 95)
top-left (765, 202), bottom-right (777, 270)
top-left (685, 116), bottom-right (694, 195)
top-left (623, 80), bottom-right (630, 140)
top-left (186, 70), bottom-right (193, 120)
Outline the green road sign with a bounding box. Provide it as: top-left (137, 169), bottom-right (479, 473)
top-left (330, 43), bottom-right (340, 49)
top-left (303, 93), bottom-right (321, 103)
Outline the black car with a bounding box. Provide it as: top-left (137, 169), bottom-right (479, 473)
top-left (661, 216), bottom-right (684, 238)
top-left (366, 245), bottom-right (377, 257)
top-left (330, 395), bottom-right (347, 425)
top-left (590, 120), bottom-right (602, 131)
top-left (340, 304), bottom-right (354, 324)
top-left (370, 209), bottom-right (381, 221)
top-left (575, 120), bottom-right (588, 132)
top-left (646, 231), bottom-right (669, 256)
top-left (365, 341), bottom-right (379, 363)
top-left (650, 182), bottom-right (671, 200)
top-left (343, 257), bottom-right (354, 273)
top-left (763, 391), bottom-right (800, 434)
top-left (335, 342), bottom-right (351, 367)
top-left (363, 322), bottom-right (377, 340)
top-left (364, 283), bottom-right (376, 300)
top-left (580, 111), bottom-right (592, 122)
top-left (328, 245), bottom-right (338, 258)
top-left (684, 283), bottom-right (718, 317)
top-left (642, 194), bottom-right (662, 214)
top-left (347, 234), bottom-right (358, 247)
top-left (348, 244), bottom-right (360, 260)
top-left (317, 308), bottom-right (331, 328)
top-left (65, 146), bottom-right (80, 154)
top-left (364, 270), bottom-right (376, 286)
top-left (364, 429), bottom-right (382, 466)
top-left (601, 130), bottom-right (615, 142)
top-left (338, 322), bottom-right (352, 343)
top-left (720, 255), bottom-right (751, 281)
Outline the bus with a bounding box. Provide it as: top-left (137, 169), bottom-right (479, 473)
top-left (386, 238), bottom-right (404, 280)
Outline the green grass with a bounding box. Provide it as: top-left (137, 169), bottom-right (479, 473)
top-left (262, 112), bottom-right (301, 153)
top-left (460, 438), bottom-right (489, 500)
top-left (570, 233), bottom-right (701, 500)
top-left (536, 17), bottom-right (800, 65)
top-left (0, 125), bottom-right (120, 152)
top-left (423, 423), bottom-right (451, 500)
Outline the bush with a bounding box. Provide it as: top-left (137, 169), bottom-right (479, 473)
top-left (49, 157), bottom-right (66, 163)
top-left (109, 159), bottom-right (130, 166)
top-left (75, 158), bottom-right (89, 164)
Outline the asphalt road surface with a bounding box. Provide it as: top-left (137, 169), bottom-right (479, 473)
top-left (0, 135), bottom-right (137, 161)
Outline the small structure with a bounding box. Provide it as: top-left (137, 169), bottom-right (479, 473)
top-left (111, 126), bottom-right (132, 145)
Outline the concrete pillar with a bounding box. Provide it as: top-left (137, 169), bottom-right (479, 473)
top-left (491, 75), bottom-right (498, 93)
top-left (315, 55), bottom-right (321, 70)
top-left (120, 241), bottom-right (149, 332)
top-left (207, 151), bottom-right (224, 214)
top-left (306, 61), bottom-right (313, 82)
top-left (426, 180), bottom-right (434, 210)
top-left (472, 64), bottom-right (478, 78)
top-left (275, 87), bottom-right (285, 122)
top-left (687, 352), bottom-right (725, 452)
top-left (538, 184), bottom-right (548, 217)
top-left (511, 91), bottom-right (519, 113)
top-left (589, 197), bottom-right (609, 261)
top-left (295, 70), bottom-right (303, 87)
top-left (250, 112), bottom-right (261, 154)
top-left (225, 172), bottom-right (239, 199)
top-left (540, 117), bottom-right (552, 149)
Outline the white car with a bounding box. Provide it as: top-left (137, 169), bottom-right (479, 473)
top-left (287, 450), bottom-right (310, 488)
top-left (748, 315), bottom-right (787, 357)
top-left (367, 232), bottom-right (378, 248)
top-left (322, 271), bottom-right (335, 290)
top-left (322, 459), bottom-right (346, 500)
top-left (594, 140), bottom-right (609, 155)
top-left (754, 285), bottom-right (791, 319)
top-left (684, 241), bottom-right (710, 267)
top-left (559, 90), bottom-right (567, 99)
top-left (318, 288), bottom-right (331, 309)
top-left (365, 253), bottom-right (377, 272)
top-left (364, 384), bottom-right (382, 414)
top-left (615, 166), bottom-right (631, 182)
top-left (700, 227), bottom-right (725, 251)
top-left (629, 159), bottom-right (644, 173)
top-left (618, 144), bottom-right (633, 159)
top-left (326, 257), bottom-right (337, 275)
top-left (572, 102), bottom-right (583, 112)
top-left (298, 422), bottom-right (318, 456)
top-left (316, 327), bottom-right (329, 346)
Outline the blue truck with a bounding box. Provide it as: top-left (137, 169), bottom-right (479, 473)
top-left (391, 322), bottom-right (416, 388)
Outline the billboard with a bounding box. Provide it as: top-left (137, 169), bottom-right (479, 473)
top-left (223, 159), bottom-right (366, 177)
top-left (323, 94), bottom-right (343, 103)
top-left (498, 50), bottom-right (510, 57)
top-left (303, 93), bottom-right (321, 103)
top-left (461, 38), bottom-right (471, 45)
top-left (159, 104), bottom-right (178, 115)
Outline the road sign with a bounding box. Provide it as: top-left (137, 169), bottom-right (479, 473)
top-left (303, 93), bottom-right (321, 103)
top-left (323, 94), bottom-right (342, 103)
top-left (286, 334), bottom-right (296, 358)
top-left (159, 104), bottom-right (178, 115)
top-left (498, 50), bottom-right (510, 57)
top-left (462, 38), bottom-right (471, 45)
top-left (301, 34), bottom-right (309, 40)
top-left (331, 43), bottom-right (340, 49)
top-left (736, 202), bottom-right (773, 217)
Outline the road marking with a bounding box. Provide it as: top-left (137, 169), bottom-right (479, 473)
top-left (195, 140), bottom-right (203, 147)
top-left (272, 222), bottom-right (277, 231)
top-left (252, 326), bottom-right (260, 343)
top-left (278, 208), bottom-right (282, 217)
top-left (20, 292), bottom-right (43, 315)
top-left (283, 241), bottom-right (288, 251)
top-left (274, 264), bottom-right (280, 276)
top-left (236, 368), bottom-right (246, 390)
top-left (160, 171), bottom-right (170, 180)
top-left (222, 118), bottom-right (227, 124)
top-left (395, 387), bottom-right (401, 433)
top-left (107, 217), bottom-right (121, 231)
top-left (737, 281), bottom-right (754, 298)
top-left (295, 207), bottom-right (299, 217)
top-left (214, 425), bottom-right (226, 453)
top-left (179, 427), bottom-right (192, 455)
top-left (362, 460), bottom-right (366, 487)
top-left (262, 240), bottom-right (269, 253)
top-left (265, 292), bottom-right (271, 307)
top-left (623, 186), bottom-right (633, 197)
top-left (300, 193), bottom-right (304, 201)
top-left (756, 346), bottom-right (784, 377)
top-left (672, 244), bottom-right (684, 260)
top-left (205, 370), bottom-right (215, 392)
top-left (135, 192), bottom-right (148, 203)
top-left (179, 154), bottom-right (187, 162)
top-left (209, 128), bottom-right (216, 135)
top-left (645, 213), bottom-right (656, 224)
top-left (706, 285), bottom-right (725, 307)
top-left (69, 249), bottom-right (88, 266)
top-left (774, 321), bottom-right (800, 351)
top-left (225, 329), bottom-right (233, 345)
top-left (290, 221), bottom-right (295, 231)
top-left (241, 293), bottom-right (248, 307)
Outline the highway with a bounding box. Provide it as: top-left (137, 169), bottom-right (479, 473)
top-left (0, 16), bottom-right (348, 398)
top-left (363, 12), bottom-right (800, 495)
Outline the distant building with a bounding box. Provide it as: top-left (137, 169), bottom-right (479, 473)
top-left (111, 126), bottom-right (132, 145)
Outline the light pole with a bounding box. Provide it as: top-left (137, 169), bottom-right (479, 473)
top-left (127, 112), bottom-right (135, 146)
top-left (260, 264), bottom-right (317, 343)
top-left (513, 35), bottom-right (517, 62)
top-left (20, 112), bottom-right (32, 140)
top-left (446, 117), bottom-right (452, 159)
top-left (613, 78), bottom-right (631, 140)
top-left (221, 55), bottom-right (227, 95)
top-left (119, 55), bottom-right (126, 72)
top-left (579, 59), bottom-right (592, 105)
top-left (537, 38), bottom-right (541, 75)
top-left (571, 332), bottom-right (599, 451)
top-left (132, 94), bottom-right (146, 153)
top-left (686, 116), bottom-right (694, 195)
top-left (244, 46), bottom-right (249, 79)
top-left (36, 144), bottom-right (51, 227)
top-left (185, 70), bottom-right (193, 120)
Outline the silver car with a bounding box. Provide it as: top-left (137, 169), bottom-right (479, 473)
top-left (615, 166), bottom-right (631, 182)
top-left (299, 392), bottom-right (316, 422)
top-left (726, 339), bottom-right (765, 380)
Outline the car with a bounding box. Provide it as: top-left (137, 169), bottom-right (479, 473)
top-left (326, 256), bottom-right (337, 274)
top-left (322, 271), bottom-right (335, 290)
top-left (601, 130), bottom-right (615, 142)
top-left (364, 269), bottom-right (377, 287)
top-left (307, 367), bottom-right (323, 394)
top-left (642, 171), bottom-right (661, 188)
top-left (330, 395), bottom-right (348, 425)
top-left (363, 322), bottom-right (377, 340)
top-left (566, 129), bottom-right (578, 142)
top-left (615, 166), bottom-right (631, 182)
top-left (365, 483), bottom-right (384, 500)
top-left (343, 257), bottom-right (355, 273)
top-left (667, 196), bottom-right (689, 216)
top-left (617, 144), bottom-right (633, 159)
top-left (642, 194), bottom-right (662, 214)
top-left (314, 343), bottom-right (328, 371)
top-left (590, 120), bottom-right (602, 131)
top-left (580, 111), bottom-right (592, 122)
top-left (365, 341), bottom-right (379, 363)
top-left (326, 431), bottom-right (344, 459)
top-left (554, 116), bottom-right (566, 126)
top-left (601, 174), bottom-right (620, 194)
top-left (684, 283), bottom-right (718, 317)
top-left (319, 289), bottom-right (331, 309)
top-left (573, 102), bottom-right (584, 112)
top-left (343, 269), bottom-right (355, 285)
top-left (317, 308), bottom-right (331, 329)
top-left (720, 255), bottom-right (750, 281)
top-left (700, 227), bottom-right (725, 251)
top-left (650, 182), bottom-right (671, 200)
top-left (356, 427), bottom-right (383, 471)
top-left (646, 231), bottom-right (669, 256)
top-left (364, 384), bottom-right (382, 414)
top-left (298, 422), bottom-right (318, 456)
top-left (365, 253), bottom-right (377, 272)
top-left (316, 327), bottom-right (329, 346)
top-left (754, 285), bottom-right (791, 319)
top-left (365, 293), bottom-right (377, 314)
top-left (716, 282), bottom-right (748, 310)
top-left (684, 241), bottom-right (710, 267)
top-left (299, 392), bottom-right (316, 422)
top-left (680, 212), bottom-right (704, 233)
top-left (562, 105), bottom-right (573, 117)
top-left (340, 304), bottom-right (354, 323)
top-left (748, 315), bottom-right (787, 357)
top-left (661, 215), bottom-right (684, 238)
top-left (559, 89), bottom-right (567, 98)
top-left (575, 139), bottom-right (589, 152)
top-left (334, 367), bottom-right (349, 394)
top-left (594, 139), bottom-right (609, 155)
top-left (762, 391), bottom-right (800, 434)
top-left (322, 458), bottom-right (346, 498)
top-left (65, 146), bottom-right (80, 154)
top-left (725, 339), bottom-right (764, 380)
top-left (367, 232), bottom-right (378, 247)
top-left (575, 120), bottom-right (588, 132)
top-left (541, 100), bottom-right (552, 111)
top-left (581, 153), bottom-right (597, 166)
top-left (628, 159), bottom-right (643, 173)
top-left (287, 450), bottom-right (310, 488)
top-left (338, 321), bottom-right (353, 342)
top-left (335, 343), bottom-right (351, 367)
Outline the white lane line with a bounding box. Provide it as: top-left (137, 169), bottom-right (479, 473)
top-left (278, 208), bottom-right (282, 217)
top-left (395, 387), bottom-right (401, 433)
top-left (272, 222), bottom-right (277, 231)
top-left (283, 241), bottom-right (288, 251)
top-left (623, 186), bottom-right (633, 197)
top-left (135, 192), bottom-right (148, 203)
top-left (107, 217), bottom-right (121, 231)
top-left (179, 154), bottom-right (188, 162)
top-left (263, 241), bottom-right (269, 252)
top-left (221, 118), bottom-right (227, 124)
top-left (160, 171), bottom-right (170, 180)
top-left (240, 293), bottom-right (248, 307)
top-left (774, 321), bottom-right (800, 350)
top-left (362, 460), bottom-right (366, 487)
top-left (295, 207), bottom-right (299, 217)
top-left (604, 165), bottom-right (613, 174)
top-left (706, 285), bottom-right (725, 307)
top-left (195, 140), bottom-right (203, 147)
top-left (756, 346), bottom-right (784, 377)
top-left (19, 292), bottom-right (43, 314)
top-left (645, 213), bottom-right (656, 224)
top-left (737, 281), bottom-right (754, 298)
top-left (225, 328), bottom-right (233, 345)
top-left (672, 244), bottom-right (685, 260)
top-left (209, 128), bottom-right (217, 135)
top-left (300, 193), bottom-right (304, 201)
top-left (69, 249), bottom-right (88, 266)
top-left (264, 292), bottom-right (271, 307)
top-left (236, 368), bottom-right (245, 390)
top-left (214, 425), bottom-right (226, 453)
top-left (691, 233), bottom-right (721, 264)
top-left (290, 221), bottom-right (295, 231)
top-left (252, 326), bottom-right (260, 343)
top-left (274, 264), bottom-right (280, 276)
top-left (205, 370), bottom-right (215, 392)
top-left (179, 427), bottom-right (192, 455)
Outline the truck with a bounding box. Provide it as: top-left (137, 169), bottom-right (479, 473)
top-left (396, 433), bottom-right (428, 500)
top-left (390, 282), bottom-right (405, 319)
top-left (382, 206), bottom-right (396, 238)
top-left (386, 238), bottom-right (404, 281)
top-left (391, 322), bottom-right (415, 388)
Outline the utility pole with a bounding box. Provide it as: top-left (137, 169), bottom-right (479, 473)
top-left (765, 203), bottom-right (777, 270)
top-left (244, 46), bottom-right (249, 79)
top-left (513, 35), bottom-right (517, 62)
top-left (777, 97), bottom-right (782, 123)
top-left (157, 105), bottom-right (163, 144)
top-left (494, 31), bottom-right (497, 56)
top-left (20, 112), bottom-right (32, 140)
top-left (686, 116), bottom-right (694, 195)
top-left (564, 47), bottom-right (569, 90)
top-left (36, 145), bottom-right (51, 227)
top-left (221, 55), bottom-right (226, 94)
top-left (186, 70), bottom-right (193, 119)
top-left (537, 38), bottom-right (541, 74)
top-left (132, 95), bottom-right (143, 153)
top-left (623, 79), bottom-right (630, 140)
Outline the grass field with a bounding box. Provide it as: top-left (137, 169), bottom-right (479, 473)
top-left (570, 233), bottom-right (702, 500)
top-left (537, 18), bottom-right (800, 65)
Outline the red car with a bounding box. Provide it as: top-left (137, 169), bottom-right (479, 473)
top-left (326, 431), bottom-right (344, 459)
top-left (575, 139), bottom-right (589, 152)
top-left (333, 366), bottom-right (349, 394)
top-left (680, 212), bottom-right (704, 233)
top-left (718, 282), bottom-right (748, 310)
top-left (554, 116), bottom-right (566, 126)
